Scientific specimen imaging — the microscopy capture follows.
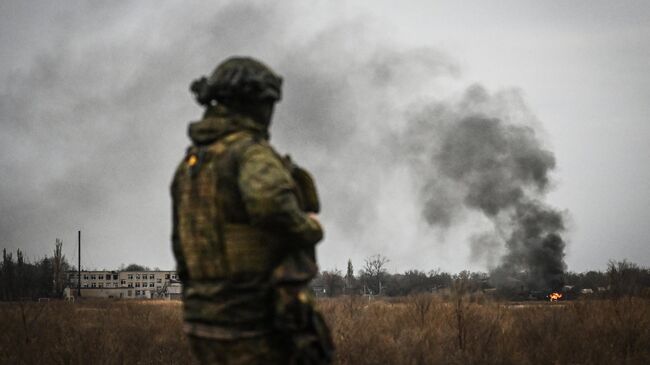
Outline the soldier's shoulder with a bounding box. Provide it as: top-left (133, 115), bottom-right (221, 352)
top-left (222, 130), bottom-right (262, 149)
top-left (240, 141), bottom-right (283, 165)
top-left (224, 132), bottom-right (279, 160)
top-left (187, 131), bottom-right (266, 162)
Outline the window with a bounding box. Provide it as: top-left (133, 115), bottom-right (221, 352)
top-left (149, 283), bottom-right (154, 287)
top-left (156, 278), bottom-right (162, 283)
top-left (136, 274), bottom-right (140, 279)
top-left (149, 274), bottom-right (154, 279)
top-left (135, 290), bottom-right (140, 296)
top-left (121, 279), bottom-right (126, 285)
top-left (83, 284), bottom-right (88, 288)
top-left (90, 275), bottom-right (96, 280)
top-left (98, 283), bottom-right (103, 288)
top-left (128, 283), bottom-right (133, 288)
top-left (113, 274), bottom-right (118, 280)
top-left (165, 274), bottom-right (170, 279)
top-left (135, 282), bottom-right (140, 287)
top-left (91, 283), bottom-right (96, 288)
top-left (128, 274), bottom-right (133, 280)
top-left (106, 275), bottom-right (111, 281)
top-left (171, 275), bottom-right (176, 279)
top-left (98, 275), bottom-right (104, 280)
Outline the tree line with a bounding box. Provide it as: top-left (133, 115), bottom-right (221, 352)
top-left (2, 245), bottom-right (649, 300)
top-left (311, 254), bottom-right (650, 298)
top-left (0, 240), bottom-right (70, 300)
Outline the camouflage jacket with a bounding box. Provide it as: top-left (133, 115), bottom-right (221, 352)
top-left (171, 105), bottom-right (323, 338)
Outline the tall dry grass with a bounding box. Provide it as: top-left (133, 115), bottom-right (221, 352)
top-left (0, 300), bottom-right (195, 365)
top-left (1, 296), bottom-right (649, 364)
top-left (322, 295), bottom-right (650, 365)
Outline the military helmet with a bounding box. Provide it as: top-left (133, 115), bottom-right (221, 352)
top-left (190, 56), bottom-right (282, 106)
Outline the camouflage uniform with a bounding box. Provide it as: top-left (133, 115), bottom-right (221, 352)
top-left (171, 57), bottom-right (333, 365)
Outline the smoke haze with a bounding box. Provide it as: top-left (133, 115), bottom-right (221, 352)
top-left (0, 1), bottom-right (563, 276)
top-left (4, 1), bottom-right (647, 274)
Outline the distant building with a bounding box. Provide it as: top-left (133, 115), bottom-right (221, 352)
top-left (65, 270), bottom-right (181, 299)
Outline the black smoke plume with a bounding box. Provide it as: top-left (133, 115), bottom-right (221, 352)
top-left (406, 85), bottom-right (567, 290)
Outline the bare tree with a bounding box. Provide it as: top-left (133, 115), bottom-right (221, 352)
top-left (322, 269), bottom-right (345, 297)
top-left (52, 239), bottom-right (65, 297)
top-left (360, 254), bottom-right (390, 295)
top-left (363, 254), bottom-right (389, 277)
top-left (607, 259), bottom-right (645, 298)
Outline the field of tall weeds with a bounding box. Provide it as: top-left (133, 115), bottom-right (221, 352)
top-left (1, 295), bottom-right (649, 365)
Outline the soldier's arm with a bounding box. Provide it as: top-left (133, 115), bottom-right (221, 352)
top-left (238, 143), bottom-right (323, 246)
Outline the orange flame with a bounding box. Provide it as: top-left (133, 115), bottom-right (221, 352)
top-left (549, 292), bottom-right (563, 302)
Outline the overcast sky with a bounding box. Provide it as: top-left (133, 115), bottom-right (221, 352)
top-left (1, 1), bottom-right (648, 274)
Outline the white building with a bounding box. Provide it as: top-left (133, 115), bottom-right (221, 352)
top-left (66, 270), bottom-right (181, 299)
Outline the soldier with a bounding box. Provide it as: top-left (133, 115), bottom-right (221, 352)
top-left (171, 56), bottom-right (333, 364)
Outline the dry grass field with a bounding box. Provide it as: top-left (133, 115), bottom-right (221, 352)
top-left (1, 295), bottom-right (649, 365)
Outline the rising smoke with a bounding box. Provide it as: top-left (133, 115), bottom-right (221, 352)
top-left (405, 85), bottom-right (567, 290)
top-left (0, 1), bottom-right (567, 278)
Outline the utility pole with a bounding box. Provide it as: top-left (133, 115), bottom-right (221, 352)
top-left (77, 230), bottom-right (81, 297)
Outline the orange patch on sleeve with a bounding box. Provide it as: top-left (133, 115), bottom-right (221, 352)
top-left (187, 155), bottom-right (198, 167)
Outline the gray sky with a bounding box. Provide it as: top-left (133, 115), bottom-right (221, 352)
top-left (1, 1), bottom-right (648, 274)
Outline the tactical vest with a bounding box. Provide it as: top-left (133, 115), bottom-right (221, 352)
top-left (174, 132), bottom-right (282, 280)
